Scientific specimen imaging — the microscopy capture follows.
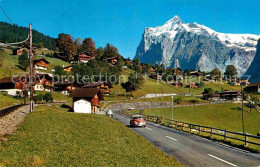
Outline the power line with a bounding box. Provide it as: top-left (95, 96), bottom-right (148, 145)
top-left (0, 5), bottom-right (14, 25)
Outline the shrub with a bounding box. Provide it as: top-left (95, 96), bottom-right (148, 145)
top-left (43, 93), bottom-right (53, 103)
top-left (174, 98), bottom-right (182, 104)
top-left (33, 94), bottom-right (43, 103)
top-left (189, 99), bottom-right (199, 103)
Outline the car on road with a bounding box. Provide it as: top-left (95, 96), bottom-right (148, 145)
top-left (130, 115), bottom-right (146, 127)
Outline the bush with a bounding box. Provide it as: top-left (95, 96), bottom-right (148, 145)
top-left (33, 94), bottom-right (43, 103)
top-left (174, 98), bottom-right (182, 104)
top-left (43, 93), bottom-right (53, 103)
top-left (189, 99), bottom-right (199, 103)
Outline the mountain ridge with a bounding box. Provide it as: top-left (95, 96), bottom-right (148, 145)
top-left (135, 15), bottom-right (260, 75)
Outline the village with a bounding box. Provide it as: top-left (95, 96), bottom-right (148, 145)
top-left (1, 46), bottom-right (259, 114)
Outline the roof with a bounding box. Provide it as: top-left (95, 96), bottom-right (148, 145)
top-left (0, 74), bottom-right (52, 84)
top-left (54, 81), bottom-right (73, 86)
top-left (33, 58), bottom-right (50, 64)
top-left (105, 57), bottom-right (118, 60)
top-left (62, 65), bottom-right (73, 69)
top-left (82, 82), bottom-right (112, 88)
top-left (69, 88), bottom-right (103, 100)
top-left (247, 83), bottom-right (260, 87)
top-left (0, 77), bottom-right (20, 84)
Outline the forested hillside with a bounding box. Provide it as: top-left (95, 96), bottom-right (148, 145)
top-left (0, 22), bottom-right (56, 50)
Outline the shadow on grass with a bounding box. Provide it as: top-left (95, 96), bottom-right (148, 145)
top-left (61, 104), bottom-right (73, 112)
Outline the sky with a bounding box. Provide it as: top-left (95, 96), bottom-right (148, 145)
top-left (0, 0), bottom-right (259, 59)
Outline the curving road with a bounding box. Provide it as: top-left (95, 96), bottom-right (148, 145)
top-left (113, 112), bottom-right (260, 167)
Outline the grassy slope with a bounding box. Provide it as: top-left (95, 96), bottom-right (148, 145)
top-left (107, 69), bottom-right (241, 100)
top-left (0, 105), bottom-right (182, 167)
top-left (124, 103), bottom-right (260, 135)
top-left (0, 93), bottom-right (22, 109)
top-left (0, 49), bottom-right (70, 78)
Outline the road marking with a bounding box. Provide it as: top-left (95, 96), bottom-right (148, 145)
top-left (146, 127), bottom-right (152, 130)
top-left (208, 154), bottom-right (238, 167)
top-left (166, 136), bottom-right (178, 141)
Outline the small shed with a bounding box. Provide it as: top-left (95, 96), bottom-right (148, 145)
top-left (69, 88), bottom-right (104, 114)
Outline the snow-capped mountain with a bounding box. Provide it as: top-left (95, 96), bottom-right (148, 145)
top-left (135, 15), bottom-right (260, 75)
top-left (245, 39), bottom-right (260, 83)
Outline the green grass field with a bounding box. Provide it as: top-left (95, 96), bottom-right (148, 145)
top-left (123, 103), bottom-right (260, 136)
top-left (0, 105), bottom-right (182, 166)
top-left (0, 93), bottom-right (22, 109)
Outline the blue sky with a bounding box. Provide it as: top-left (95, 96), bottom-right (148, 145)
top-left (0, 0), bottom-right (259, 59)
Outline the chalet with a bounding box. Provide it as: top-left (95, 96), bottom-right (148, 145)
top-left (54, 81), bottom-right (76, 95)
top-left (33, 59), bottom-right (50, 71)
top-left (33, 74), bottom-right (53, 92)
top-left (244, 83), bottom-right (260, 93)
top-left (203, 91), bottom-right (241, 101)
top-left (202, 93), bottom-right (221, 100)
top-left (74, 52), bottom-right (94, 63)
top-left (83, 82), bottom-right (113, 95)
top-left (0, 74), bottom-right (53, 96)
top-left (186, 82), bottom-right (197, 88)
top-left (105, 57), bottom-right (119, 65)
top-left (13, 48), bottom-right (24, 55)
top-left (69, 88), bottom-right (104, 114)
top-left (0, 76), bottom-right (28, 96)
top-left (168, 68), bottom-right (182, 75)
top-left (190, 71), bottom-right (203, 77)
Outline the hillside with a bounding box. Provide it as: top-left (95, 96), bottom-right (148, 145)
top-left (0, 105), bottom-right (182, 166)
top-left (107, 69), bottom-right (241, 100)
top-left (0, 22), bottom-right (56, 50)
top-left (0, 49), bottom-right (70, 78)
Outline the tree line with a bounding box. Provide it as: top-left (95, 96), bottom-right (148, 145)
top-left (0, 22), bottom-right (56, 50)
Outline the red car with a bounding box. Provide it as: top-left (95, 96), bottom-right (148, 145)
top-left (130, 115), bottom-right (146, 127)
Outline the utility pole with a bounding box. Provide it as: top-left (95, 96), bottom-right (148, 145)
top-left (29, 24), bottom-right (34, 112)
top-left (241, 85), bottom-right (245, 134)
top-left (171, 95), bottom-right (174, 120)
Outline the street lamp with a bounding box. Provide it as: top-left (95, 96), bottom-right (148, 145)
top-left (171, 95), bottom-right (174, 120)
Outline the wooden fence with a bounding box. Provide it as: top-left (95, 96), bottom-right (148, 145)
top-left (143, 115), bottom-right (260, 147)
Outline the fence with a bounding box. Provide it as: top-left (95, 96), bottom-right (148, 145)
top-left (143, 115), bottom-right (260, 147)
top-left (0, 104), bottom-right (25, 117)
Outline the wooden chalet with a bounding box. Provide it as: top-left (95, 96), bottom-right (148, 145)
top-left (190, 71), bottom-right (203, 77)
top-left (0, 73), bottom-right (53, 96)
top-left (186, 82), bottom-right (197, 88)
top-left (33, 58), bottom-right (50, 71)
top-left (69, 88), bottom-right (104, 114)
top-left (244, 83), bottom-right (260, 93)
top-left (105, 57), bottom-right (119, 65)
top-left (33, 74), bottom-right (53, 92)
top-left (0, 76), bottom-right (28, 96)
top-left (203, 91), bottom-right (241, 101)
top-left (83, 82), bottom-right (113, 95)
top-left (13, 48), bottom-right (25, 55)
top-left (54, 81), bottom-right (77, 95)
top-left (74, 52), bottom-right (94, 63)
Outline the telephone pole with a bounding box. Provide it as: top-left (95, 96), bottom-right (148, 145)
top-left (29, 24), bottom-right (34, 112)
top-left (241, 84), bottom-right (245, 134)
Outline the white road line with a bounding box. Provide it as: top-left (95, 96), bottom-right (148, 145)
top-left (208, 154), bottom-right (238, 167)
top-left (166, 136), bottom-right (178, 141)
top-left (146, 127), bottom-right (152, 130)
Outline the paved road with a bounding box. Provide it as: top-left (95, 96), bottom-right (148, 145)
top-left (113, 112), bottom-right (260, 167)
